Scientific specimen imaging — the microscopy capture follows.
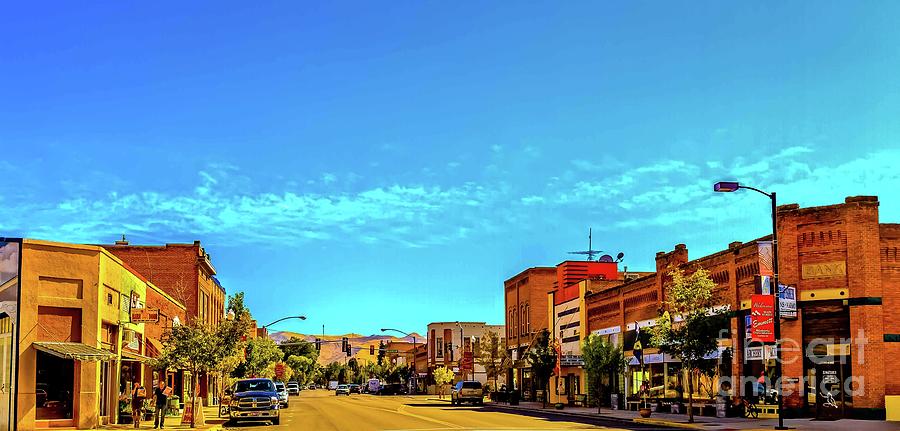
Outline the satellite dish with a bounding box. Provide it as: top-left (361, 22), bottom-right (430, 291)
top-left (616, 252), bottom-right (625, 262)
top-left (598, 254), bottom-right (614, 263)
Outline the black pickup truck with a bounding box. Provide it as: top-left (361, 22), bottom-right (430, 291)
top-left (227, 378), bottom-right (281, 425)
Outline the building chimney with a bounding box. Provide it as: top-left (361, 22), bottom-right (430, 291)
top-left (115, 234), bottom-right (129, 246)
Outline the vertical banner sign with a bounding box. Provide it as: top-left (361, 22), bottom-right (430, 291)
top-left (779, 285), bottom-right (798, 319)
top-left (750, 294), bottom-right (776, 343)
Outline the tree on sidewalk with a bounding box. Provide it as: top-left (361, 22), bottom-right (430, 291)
top-left (155, 321), bottom-right (222, 428)
top-left (526, 329), bottom-right (557, 409)
top-left (649, 267), bottom-right (727, 423)
top-left (433, 366), bottom-right (455, 399)
top-left (243, 337), bottom-right (285, 377)
top-left (474, 331), bottom-right (511, 392)
top-left (582, 334), bottom-right (625, 414)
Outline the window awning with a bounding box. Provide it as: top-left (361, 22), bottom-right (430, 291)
top-left (122, 350), bottom-right (151, 362)
top-left (33, 342), bottom-right (116, 362)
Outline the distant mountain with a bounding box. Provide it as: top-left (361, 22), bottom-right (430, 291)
top-left (269, 331), bottom-right (424, 366)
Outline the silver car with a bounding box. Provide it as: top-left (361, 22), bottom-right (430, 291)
top-left (274, 382), bottom-right (289, 407)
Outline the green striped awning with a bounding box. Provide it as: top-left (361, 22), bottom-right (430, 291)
top-left (33, 342), bottom-right (116, 362)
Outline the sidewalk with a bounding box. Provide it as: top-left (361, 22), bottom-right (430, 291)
top-left (483, 400), bottom-right (898, 431)
top-left (96, 405), bottom-right (227, 431)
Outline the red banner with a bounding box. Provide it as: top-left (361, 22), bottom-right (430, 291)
top-left (750, 294), bottom-right (775, 343)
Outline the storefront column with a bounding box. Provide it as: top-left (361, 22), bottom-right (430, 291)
top-left (849, 304), bottom-right (886, 415)
top-left (780, 313), bottom-right (804, 414)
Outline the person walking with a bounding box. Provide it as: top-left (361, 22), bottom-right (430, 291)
top-left (131, 383), bottom-right (147, 428)
top-left (153, 380), bottom-right (171, 429)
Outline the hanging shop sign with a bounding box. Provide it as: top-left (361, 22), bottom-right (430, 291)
top-left (750, 294), bottom-right (776, 343)
top-left (560, 354), bottom-right (584, 367)
top-left (779, 285), bottom-right (797, 319)
top-left (130, 307), bottom-right (160, 323)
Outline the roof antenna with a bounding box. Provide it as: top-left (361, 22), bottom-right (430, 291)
top-left (568, 228), bottom-right (602, 261)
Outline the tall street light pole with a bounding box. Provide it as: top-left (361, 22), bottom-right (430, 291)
top-left (381, 328), bottom-right (420, 393)
top-left (455, 322), bottom-right (465, 381)
top-left (714, 181), bottom-right (786, 430)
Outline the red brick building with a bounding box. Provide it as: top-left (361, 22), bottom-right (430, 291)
top-left (104, 239), bottom-right (226, 406)
top-left (504, 267), bottom-right (554, 397)
top-left (585, 196), bottom-right (899, 420)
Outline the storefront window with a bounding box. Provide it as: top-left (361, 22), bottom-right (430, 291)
top-left (665, 363), bottom-right (683, 399)
top-left (35, 351), bottom-right (75, 420)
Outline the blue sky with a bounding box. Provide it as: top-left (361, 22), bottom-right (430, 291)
top-left (3, 2), bottom-right (900, 336)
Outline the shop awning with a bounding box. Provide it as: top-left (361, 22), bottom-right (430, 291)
top-left (122, 350), bottom-right (151, 362)
top-left (146, 337), bottom-right (164, 358)
top-left (33, 342), bottom-right (116, 362)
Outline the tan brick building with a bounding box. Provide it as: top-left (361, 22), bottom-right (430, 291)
top-left (585, 196), bottom-right (899, 420)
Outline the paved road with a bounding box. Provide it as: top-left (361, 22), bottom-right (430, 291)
top-left (223, 390), bottom-right (673, 431)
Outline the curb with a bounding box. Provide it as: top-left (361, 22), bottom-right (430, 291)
top-left (483, 403), bottom-right (638, 426)
top-left (633, 417), bottom-right (704, 429)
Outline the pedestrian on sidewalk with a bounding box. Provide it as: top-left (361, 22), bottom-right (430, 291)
top-left (131, 382), bottom-right (147, 428)
top-left (153, 380), bottom-right (172, 429)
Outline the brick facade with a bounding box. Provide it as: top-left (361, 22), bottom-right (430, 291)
top-left (583, 196), bottom-right (899, 419)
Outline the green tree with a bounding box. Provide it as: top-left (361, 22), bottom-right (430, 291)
top-left (243, 337), bottom-right (285, 377)
top-left (582, 334), bottom-right (625, 414)
top-left (526, 329), bottom-right (557, 408)
top-left (474, 331), bottom-right (511, 392)
top-left (285, 355), bottom-right (315, 384)
top-left (279, 337), bottom-right (319, 362)
top-left (650, 267), bottom-right (728, 423)
top-left (433, 366), bottom-right (455, 399)
top-left (215, 293), bottom-right (255, 396)
top-left (263, 361), bottom-right (294, 382)
top-left (155, 321), bottom-right (222, 428)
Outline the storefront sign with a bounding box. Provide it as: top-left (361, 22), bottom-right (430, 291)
top-left (801, 261), bottom-right (846, 279)
top-left (560, 354), bottom-right (584, 367)
top-left (130, 307), bottom-right (160, 323)
top-left (750, 294), bottom-right (775, 343)
top-left (779, 286), bottom-right (797, 319)
top-left (592, 326), bottom-right (621, 336)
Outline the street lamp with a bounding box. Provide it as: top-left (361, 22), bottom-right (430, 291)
top-left (381, 328), bottom-right (421, 394)
top-left (714, 181), bottom-right (786, 430)
top-left (262, 315), bottom-right (307, 328)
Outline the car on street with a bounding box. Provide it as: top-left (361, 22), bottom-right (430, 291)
top-left (274, 381), bottom-right (289, 407)
top-left (376, 383), bottom-right (407, 395)
top-left (451, 381), bottom-right (484, 406)
top-left (335, 384), bottom-right (351, 396)
top-left (286, 382), bottom-right (301, 395)
top-left (349, 384), bottom-right (361, 394)
top-left (227, 378), bottom-right (281, 426)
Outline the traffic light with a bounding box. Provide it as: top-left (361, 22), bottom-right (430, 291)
top-left (370, 345), bottom-right (375, 355)
top-left (341, 337), bottom-right (348, 352)
top-left (315, 338), bottom-right (321, 351)
top-left (346, 343), bottom-right (351, 357)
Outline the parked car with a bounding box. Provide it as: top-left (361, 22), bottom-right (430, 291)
top-left (376, 383), bottom-right (407, 395)
top-left (227, 378), bottom-right (281, 425)
top-left (451, 381), bottom-right (484, 406)
top-left (335, 384), bottom-right (351, 396)
top-left (286, 382), bottom-right (301, 396)
top-left (366, 378), bottom-right (381, 394)
top-left (274, 381), bottom-right (289, 408)
top-left (349, 384), bottom-right (361, 394)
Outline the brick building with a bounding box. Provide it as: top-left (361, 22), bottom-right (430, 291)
top-left (504, 267), bottom-right (554, 397)
top-left (104, 239), bottom-right (226, 406)
top-left (584, 196), bottom-right (899, 420)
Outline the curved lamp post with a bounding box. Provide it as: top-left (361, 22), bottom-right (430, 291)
top-left (263, 315), bottom-right (307, 328)
top-left (381, 328), bottom-right (421, 393)
top-left (714, 181), bottom-right (785, 430)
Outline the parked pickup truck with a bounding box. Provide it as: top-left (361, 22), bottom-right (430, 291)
top-left (227, 378), bottom-right (281, 425)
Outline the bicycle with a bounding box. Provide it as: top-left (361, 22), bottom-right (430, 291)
top-left (742, 397), bottom-right (759, 419)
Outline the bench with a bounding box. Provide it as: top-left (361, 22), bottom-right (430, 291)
top-left (573, 394), bottom-right (587, 407)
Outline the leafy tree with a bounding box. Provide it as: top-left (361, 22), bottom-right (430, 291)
top-left (264, 361), bottom-right (294, 382)
top-left (243, 337), bottom-right (284, 377)
top-left (215, 293), bottom-right (255, 396)
top-left (377, 340), bottom-right (386, 365)
top-left (650, 267), bottom-right (728, 423)
top-left (285, 355), bottom-right (315, 384)
top-left (155, 321), bottom-right (222, 428)
top-left (474, 331), bottom-right (511, 392)
top-left (526, 329), bottom-right (557, 408)
top-left (433, 366), bottom-right (455, 399)
top-left (582, 334), bottom-right (625, 413)
top-left (279, 337), bottom-right (319, 362)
